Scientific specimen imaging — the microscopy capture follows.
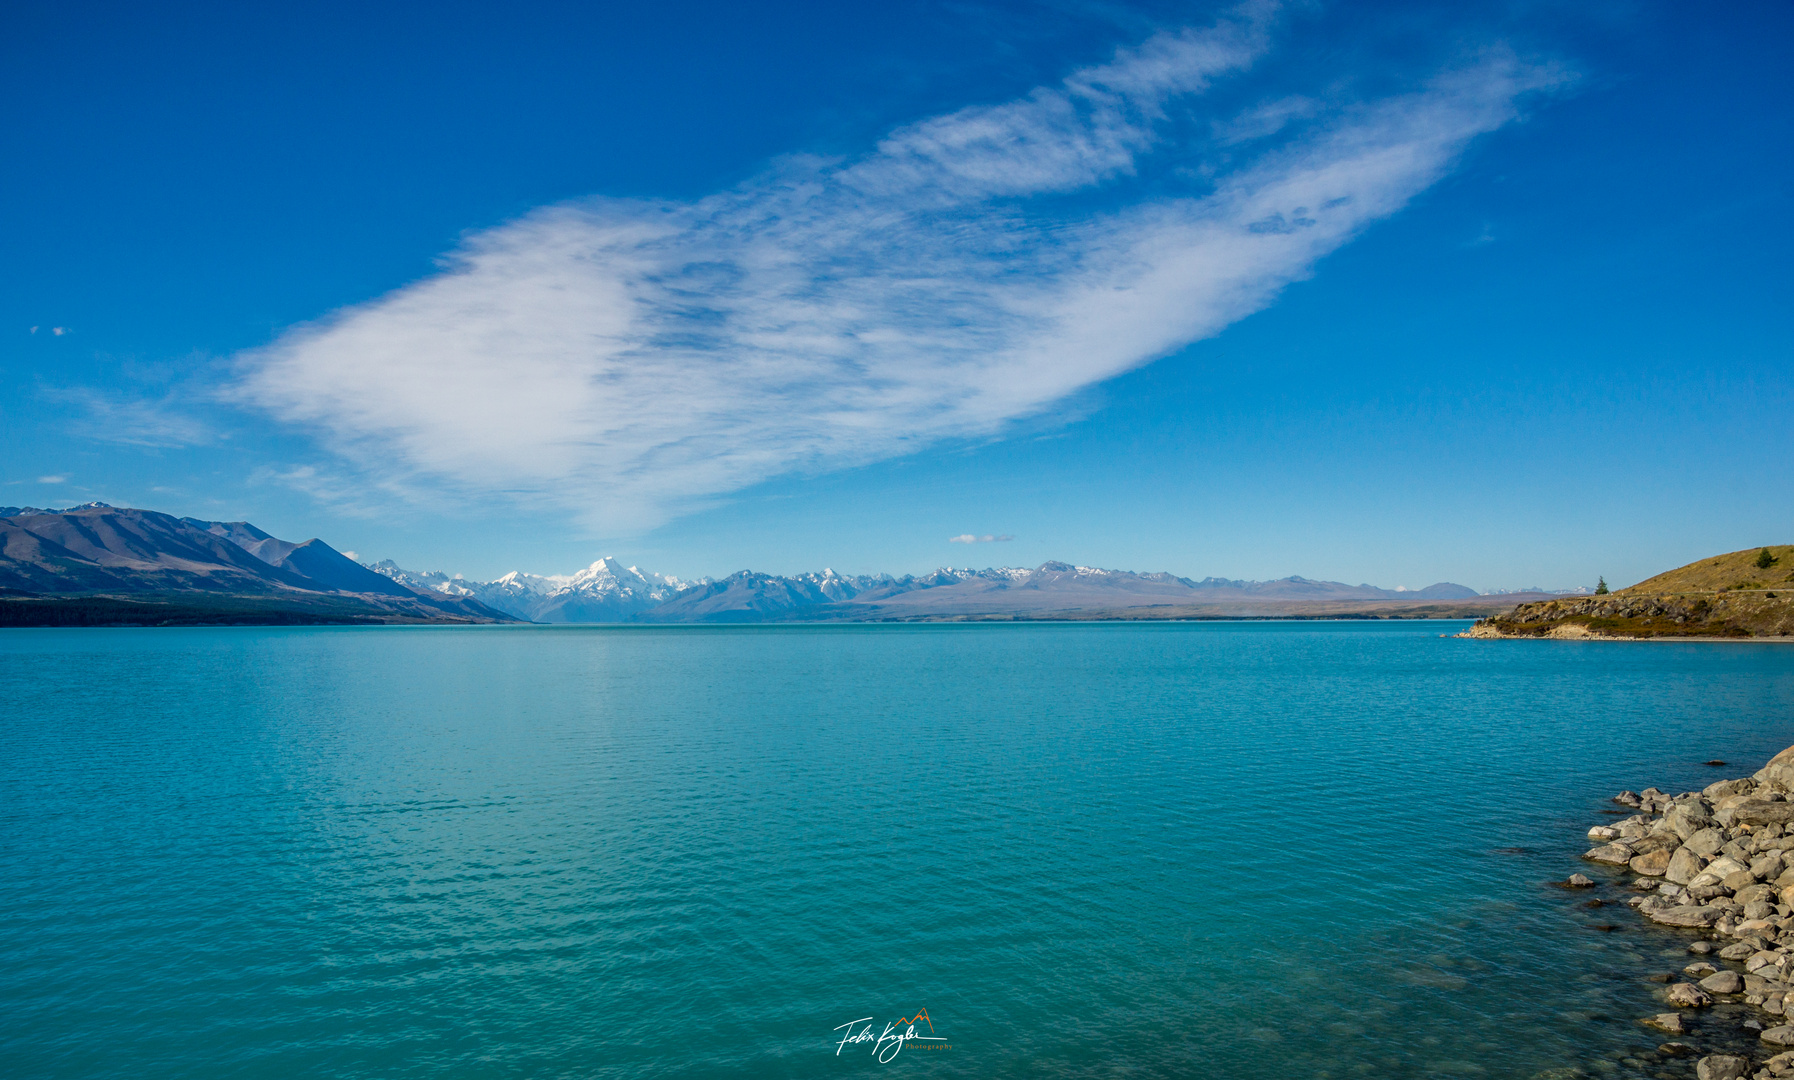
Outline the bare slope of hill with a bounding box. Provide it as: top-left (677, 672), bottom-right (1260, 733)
top-left (1468, 546), bottom-right (1794, 640)
top-left (0, 505), bottom-right (512, 624)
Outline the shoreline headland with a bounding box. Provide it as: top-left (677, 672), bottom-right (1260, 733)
top-left (1466, 547), bottom-right (1794, 642)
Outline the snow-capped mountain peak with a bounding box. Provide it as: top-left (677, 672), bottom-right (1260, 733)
top-left (366, 555), bottom-right (703, 623)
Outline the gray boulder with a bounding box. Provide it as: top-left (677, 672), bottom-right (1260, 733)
top-left (1758, 744), bottom-right (1794, 794)
top-left (1765, 1024), bottom-right (1794, 1046)
top-left (1668, 847), bottom-right (1709, 884)
top-left (1707, 856), bottom-right (1752, 880)
top-left (1696, 1055), bottom-right (1751, 1080)
top-left (1585, 843), bottom-right (1636, 865)
top-left (1634, 849), bottom-right (1676, 876)
top-left (1666, 799), bottom-right (1716, 840)
top-left (1734, 801), bottom-right (1794, 827)
top-left (1700, 970), bottom-right (1745, 994)
top-left (1737, 883), bottom-right (1777, 906)
top-left (1652, 905), bottom-right (1729, 927)
top-left (1707, 778), bottom-right (1757, 800)
top-left (1634, 832), bottom-right (1684, 855)
top-left (1667, 982), bottom-right (1713, 1007)
top-left (1688, 828), bottom-right (1727, 857)
top-left (1726, 870), bottom-right (1761, 892)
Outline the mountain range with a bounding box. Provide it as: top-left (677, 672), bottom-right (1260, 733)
top-left (369, 555), bottom-right (1511, 623)
top-left (0, 503), bottom-right (1567, 626)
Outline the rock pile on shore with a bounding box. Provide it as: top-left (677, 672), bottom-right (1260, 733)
top-left (1582, 745), bottom-right (1794, 1080)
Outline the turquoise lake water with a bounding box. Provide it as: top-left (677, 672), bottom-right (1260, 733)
top-left (4, 622), bottom-right (1794, 1078)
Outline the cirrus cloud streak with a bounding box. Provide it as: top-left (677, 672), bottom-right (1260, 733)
top-left (236, 7), bottom-right (1561, 533)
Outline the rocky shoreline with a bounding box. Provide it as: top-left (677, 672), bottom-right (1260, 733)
top-left (1568, 745), bottom-right (1794, 1080)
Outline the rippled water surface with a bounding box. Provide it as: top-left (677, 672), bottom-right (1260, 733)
top-left (4, 622), bottom-right (1794, 1078)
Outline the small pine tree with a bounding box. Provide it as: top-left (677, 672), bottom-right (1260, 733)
top-left (1759, 548), bottom-right (1777, 570)
top-left (1595, 576), bottom-right (1609, 595)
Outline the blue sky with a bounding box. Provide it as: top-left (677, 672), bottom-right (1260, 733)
top-left (3, 0), bottom-right (1789, 591)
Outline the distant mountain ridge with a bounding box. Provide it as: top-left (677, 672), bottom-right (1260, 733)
top-left (368, 554), bottom-right (1493, 624)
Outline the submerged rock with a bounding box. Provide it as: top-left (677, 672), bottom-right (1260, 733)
top-left (1695, 1054), bottom-right (1751, 1080)
top-left (1645, 1012), bottom-right (1687, 1033)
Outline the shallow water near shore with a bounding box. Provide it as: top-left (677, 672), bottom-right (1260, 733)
top-left (4, 621), bottom-right (1794, 1079)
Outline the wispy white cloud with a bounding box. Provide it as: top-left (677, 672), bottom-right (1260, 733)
top-left (1211, 94), bottom-right (1319, 144)
top-left (50, 388), bottom-right (215, 448)
top-left (246, 464), bottom-right (403, 519)
top-left (37, 475), bottom-right (67, 484)
top-left (950, 534), bottom-right (1016, 544)
top-left (236, 6), bottom-right (1562, 534)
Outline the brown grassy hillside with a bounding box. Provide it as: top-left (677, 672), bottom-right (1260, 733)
top-left (1621, 545), bottom-right (1794, 595)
